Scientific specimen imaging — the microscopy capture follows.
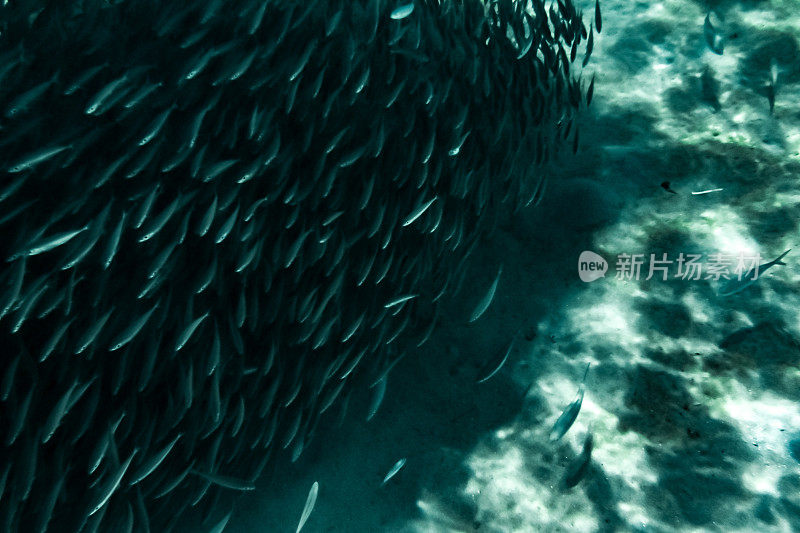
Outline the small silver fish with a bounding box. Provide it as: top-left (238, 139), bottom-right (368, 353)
top-left (41, 380), bottom-right (79, 443)
top-left (469, 264), bottom-right (502, 322)
top-left (17, 226), bottom-right (87, 259)
top-left (123, 81), bottom-right (162, 109)
top-left (367, 375), bottom-right (387, 421)
top-left (6, 72), bottom-right (58, 116)
top-left (391, 3), bottom-right (414, 20)
top-left (174, 312), bottom-right (209, 352)
top-left (64, 64), bottom-right (107, 95)
top-left (85, 74), bottom-right (129, 114)
top-left (550, 363), bottom-right (591, 441)
top-left (402, 196), bottom-right (437, 227)
top-left (7, 145), bottom-right (71, 173)
top-left (88, 448), bottom-right (138, 516)
top-left (718, 249), bottom-right (790, 296)
top-left (382, 458), bottom-right (407, 485)
top-left (215, 205), bottom-right (240, 244)
top-left (208, 511), bottom-right (233, 533)
top-left (477, 336), bottom-right (515, 383)
top-left (138, 105), bottom-right (174, 146)
top-left (75, 307), bottom-right (114, 355)
top-left (384, 294), bottom-right (418, 308)
top-left (139, 197), bottom-right (182, 243)
top-left (182, 48), bottom-right (216, 81)
top-left (108, 301), bottom-right (159, 351)
top-left (129, 434), bottom-right (183, 486)
top-left (704, 13), bottom-right (724, 55)
top-left (296, 481), bottom-right (319, 533)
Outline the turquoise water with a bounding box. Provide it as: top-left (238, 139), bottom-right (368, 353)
top-left (1, 1), bottom-right (799, 532)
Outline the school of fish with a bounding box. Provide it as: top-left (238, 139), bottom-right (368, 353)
top-left (0, 0), bottom-right (599, 530)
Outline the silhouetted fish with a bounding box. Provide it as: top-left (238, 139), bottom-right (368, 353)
top-left (564, 431), bottom-right (593, 487)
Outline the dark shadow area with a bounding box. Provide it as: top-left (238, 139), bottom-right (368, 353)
top-left (227, 292), bottom-right (556, 531)
top-left (710, 320), bottom-right (800, 401)
top-left (619, 365), bottom-right (759, 526)
top-left (223, 98), bottom-right (631, 530)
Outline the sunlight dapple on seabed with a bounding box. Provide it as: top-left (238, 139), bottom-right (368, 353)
top-left (721, 393), bottom-right (800, 495)
top-left (462, 441), bottom-right (601, 531)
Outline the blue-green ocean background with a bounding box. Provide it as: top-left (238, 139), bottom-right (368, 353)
top-left (1, 0), bottom-right (799, 531)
